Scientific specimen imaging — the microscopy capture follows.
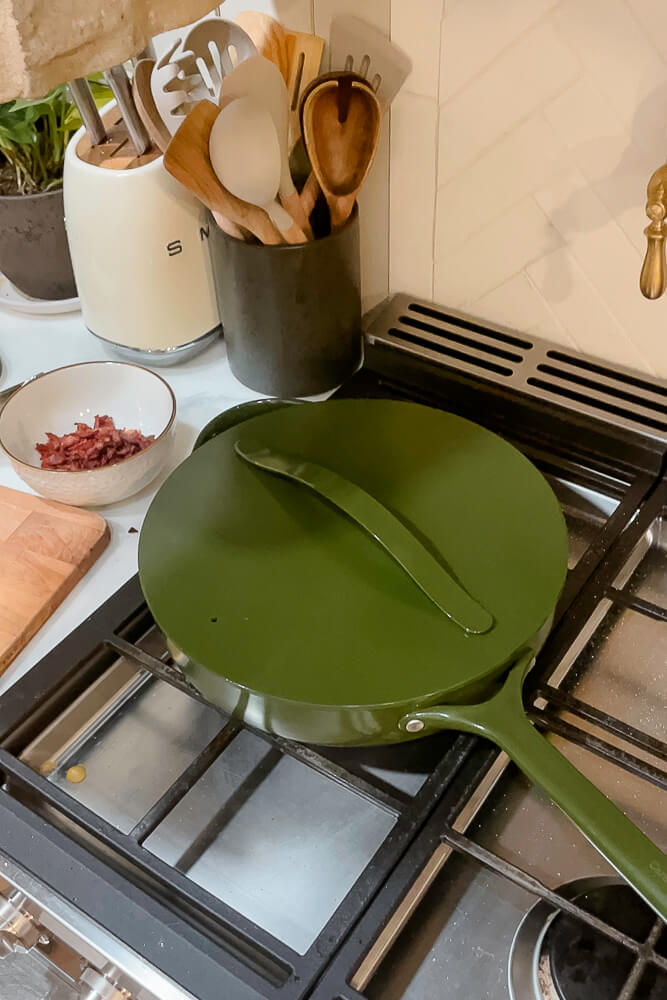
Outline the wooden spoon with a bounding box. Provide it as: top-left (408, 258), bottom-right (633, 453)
top-left (296, 71), bottom-right (373, 222)
top-left (132, 58), bottom-right (171, 153)
top-left (302, 77), bottom-right (381, 231)
top-left (163, 100), bottom-right (282, 245)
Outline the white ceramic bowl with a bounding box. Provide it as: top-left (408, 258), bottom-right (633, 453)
top-left (0, 362), bottom-right (176, 506)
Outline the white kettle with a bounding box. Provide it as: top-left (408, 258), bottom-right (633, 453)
top-left (63, 110), bottom-right (220, 364)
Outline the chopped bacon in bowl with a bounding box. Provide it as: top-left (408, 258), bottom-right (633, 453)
top-left (0, 361), bottom-right (174, 506)
top-left (36, 415), bottom-right (155, 472)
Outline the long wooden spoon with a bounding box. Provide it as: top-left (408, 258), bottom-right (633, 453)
top-left (297, 71), bottom-right (374, 218)
top-left (163, 100), bottom-right (282, 245)
top-left (302, 77), bottom-right (381, 231)
top-left (132, 58), bottom-right (171, 153)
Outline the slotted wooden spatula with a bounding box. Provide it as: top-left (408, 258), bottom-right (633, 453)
top-left (284, 30), bottom-right (325, 154)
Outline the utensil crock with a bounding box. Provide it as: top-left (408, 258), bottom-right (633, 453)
top-left (209, 206), bottom-right (362, 396)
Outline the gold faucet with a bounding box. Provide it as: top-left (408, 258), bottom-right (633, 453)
top-left (640, 164), bottom-right (667, 298)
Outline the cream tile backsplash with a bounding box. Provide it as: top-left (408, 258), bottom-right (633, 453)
top-left (163, 0), bottom-right (667, 375)
top-left (389, 92), bottom-right (438, 301)
top-left (393, 0), bottom-right (667, 376)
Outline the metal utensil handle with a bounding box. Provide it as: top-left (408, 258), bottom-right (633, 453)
top-left (105, 65), bottom-right (150, 155)
top-left (400, 651), bottom-right (667, 922)
top-left (235, 441), bottom-right (493, 635)
top-left (68, 79), bottom-right (106, 146)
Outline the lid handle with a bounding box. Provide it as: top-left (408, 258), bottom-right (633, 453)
top-left (236, 440), bottom-right (493, 635)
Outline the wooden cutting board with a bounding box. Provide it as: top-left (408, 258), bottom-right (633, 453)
top-left (0, 487), bottom-right (110, 673)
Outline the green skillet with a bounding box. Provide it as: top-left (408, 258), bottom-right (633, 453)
top-left (139, 398), bottom-right (667, 920)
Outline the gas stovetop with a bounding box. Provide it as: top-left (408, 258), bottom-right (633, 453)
top-left (0, 295), bottom-right (665, 1000)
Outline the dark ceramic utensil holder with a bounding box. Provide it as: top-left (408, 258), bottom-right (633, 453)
top-left (209, 207), bottom-right (362, 396)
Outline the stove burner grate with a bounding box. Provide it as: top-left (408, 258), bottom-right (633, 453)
top-left (544, 884), bottom-right (659, 1000)
top-left (509, 878), bottom-right (667, 1000)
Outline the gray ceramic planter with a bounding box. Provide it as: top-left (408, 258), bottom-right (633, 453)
top-left (0, 187), bottom-right (76, 300)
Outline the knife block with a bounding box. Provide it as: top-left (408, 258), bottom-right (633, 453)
top-left (63, 104), bottom-right (220, 363)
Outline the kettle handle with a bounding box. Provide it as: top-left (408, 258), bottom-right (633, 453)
top-left (235, 440), bottom-right (493, 635)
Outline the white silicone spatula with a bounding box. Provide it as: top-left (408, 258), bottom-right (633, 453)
top-left (219, 55), bottom-right (313, 239)
top-left (329, 15), bottom-right (412, 111)
top-left (210, 97), bottom-right (306, 244)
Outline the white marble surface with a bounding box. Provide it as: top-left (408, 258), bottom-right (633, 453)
top-left (0, 309), bottom-right (266, 696)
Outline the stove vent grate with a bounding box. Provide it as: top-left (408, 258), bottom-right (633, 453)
top-left (528, 351), bottom-right (667, 434)
top-left (365, 295), bottom-right (667, 444)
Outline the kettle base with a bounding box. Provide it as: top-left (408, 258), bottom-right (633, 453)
top-left (88, 324), bottom-right (221, 366)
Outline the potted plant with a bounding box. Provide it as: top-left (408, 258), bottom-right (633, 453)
top-left (0, 78), bottom-right (110, 300)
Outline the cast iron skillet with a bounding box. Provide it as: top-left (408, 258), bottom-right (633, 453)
top-left (140, 398), bottom-right (667, 920)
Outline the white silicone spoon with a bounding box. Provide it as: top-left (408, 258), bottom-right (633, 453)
top-left (210, 97), bottom-right (306, 244)
top-left (219, 56), bottom-right (313, 239)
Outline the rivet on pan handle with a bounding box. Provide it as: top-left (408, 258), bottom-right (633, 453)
top-left (235, 440), bottom-right (494, 635)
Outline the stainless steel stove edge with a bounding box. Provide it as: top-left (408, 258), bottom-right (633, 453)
top-left (0, 852), bottom-right (197, 1000)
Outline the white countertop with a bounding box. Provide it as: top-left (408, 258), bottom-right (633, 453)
top-left (0, 308), bottom-right (270, 696)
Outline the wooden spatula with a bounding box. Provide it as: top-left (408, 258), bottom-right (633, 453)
top-left (302, 77), bottom-right (381, 231)
top-left (163, 100), bottom-right (282, 245)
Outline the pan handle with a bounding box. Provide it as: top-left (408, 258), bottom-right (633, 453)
top-left (235, 440), bottom-right (493, 635)
top-left (399, 651), bottom-right (667, 922)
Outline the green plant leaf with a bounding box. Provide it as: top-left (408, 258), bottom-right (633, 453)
top-left (0, 76), bottom-right (112, 194)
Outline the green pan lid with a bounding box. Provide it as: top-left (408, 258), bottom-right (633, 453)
top-left (139, 399), bottom-right (568, 708)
